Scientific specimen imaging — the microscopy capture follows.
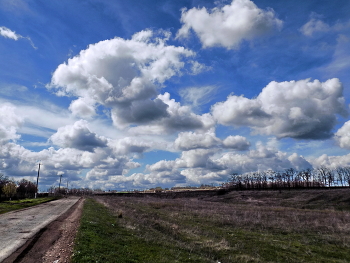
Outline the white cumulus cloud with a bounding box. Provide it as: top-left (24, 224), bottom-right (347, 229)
top-left (335, 121), bottom-right (350, 149)
top-left (49, 30), bottom-right (196, 129)
top-left (177, 0), bottom-right (283, 49)
top-left (174, 130), bottom-right (220, 151)
top-left (222, 135), bottom-right (250, 150)
top-left (50, 120), bottom-right (108, 152)
top-left (212, 78), bottom-right (347, 139)
top-left (127, 92), bottom-right (215, 135)
top-left (174, 130), bottom-right (250, 151)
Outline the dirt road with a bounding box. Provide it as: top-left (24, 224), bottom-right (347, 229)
top-left (0, 197), bottom-right (80, 262)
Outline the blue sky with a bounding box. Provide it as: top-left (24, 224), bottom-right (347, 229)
top-left (1, 0), bottom-right (350, 191)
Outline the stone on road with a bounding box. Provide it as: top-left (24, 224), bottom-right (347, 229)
top-left (0, 197), bottom-right (80, 262)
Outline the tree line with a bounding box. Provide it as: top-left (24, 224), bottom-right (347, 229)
top-left (223, 166), bottom-right (350, 191)
top-left (0, 173), bottom-right (96, 201)
top-left (0, 173), bottom-right (37, 201)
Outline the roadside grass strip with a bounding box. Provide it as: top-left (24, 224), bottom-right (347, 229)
top-left (0, 197), bottom-right (58, 214)
top-left (72, 198), bottom-right (209, 263)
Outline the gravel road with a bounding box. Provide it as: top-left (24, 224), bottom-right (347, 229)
top-left (0, 197), bottom-right (80, 262)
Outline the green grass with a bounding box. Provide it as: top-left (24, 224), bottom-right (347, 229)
top-left (0, 197), bottom-right (59, 214)
top-left (72, 198), bottom-right (210, 263)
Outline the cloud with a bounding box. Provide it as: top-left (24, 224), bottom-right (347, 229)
top-left (310, 153), bottom-right (350, 169)
top-left (0, 136), bottom-right (141, 189)
top-left (0, 103), bottom-right (23, 143)
top-left (0, 26), bottom-right (37, 48)
top-left (10, 101), bottom-right (76, 139)
top-left (300, 18), bottom-right (330, 36)
top-left (69, 98), bottom-right (96, 118)
top-left (127, 92), bottom-right (215, 135)
top-left (300, 14), bottom-right (350, 38)
top-left (50, 120), bottom-right (108, 152)
top-left (174, 130), bottom-right (250, 151)
top-left (108, 137), bottom-right (153, 155)
top-left (174, 130), bottom-right (220, 151)
top-left (177, 0), bottom-right (283, 49)
top-left (110, 97), bottom-right (170, 128)
top-left (212, 78), bottom-right (348, 139)
top-left (212, 94), bottom-right (270, 127)
top-left (335, 121), bottom-right (350, 149)
top-left (86, 156), bottom-right (139, 180)
top-left (211, 143), bottom-right (312, 174)
top-left (49, 30), bottom-right (196, 128)
top-left (189, 61), bottom-right (211, 75)
top-left (222, 135), bottom-right (250, 150)
top-left (49, 30), bottom-right (214, 135)
top-left (179, 85), bottom-right (217, 109)
top-left (109, 170), bottom-right (186, 189)
top-left (288, 153), bottom-right (312, 171)
top-left (142, 142), bottom-right (312, 187)
top-left (147, 160), bottom-right (176, 172)
top-left (323, 34), bottom-right (350, 75)
top-left (157, 93), bottom-right (214, 132)
top-left (0, 26), bottom-right (22, 40)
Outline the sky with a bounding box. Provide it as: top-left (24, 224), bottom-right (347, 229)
top-left (1, 0), bottom-right (350, 191)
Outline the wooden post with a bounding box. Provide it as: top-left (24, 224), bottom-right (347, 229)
top-left (35, 163), bottom-right (41, 198)
top-left (58, 173), bottom-right (63, 194)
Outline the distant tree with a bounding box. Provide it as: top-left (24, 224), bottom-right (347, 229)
top-left (0, 173), bottom-right (10, 196)
top-left (317, 166), bottom-right (330, 187)
top-left (47, 185), bottom-right (55, 194)
top-left (300, 168), bottom-right (312, 188)
top-left (275, 171), bottom-right (283, 190)
top-left (335, 167), bottom-right (345, 187)
top-left (342, 167), bottom-right (350, 187)
top-left (17, 179), bottom-right (37, 198)
top-left (3, 181), bottom-right (17, 200)
top-left (1, 175), bottom-right (13, 201)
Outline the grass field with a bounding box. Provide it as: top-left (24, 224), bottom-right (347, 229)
top-left (73, 189), bottom-right (350, 262)
top-left (0, 197), bottom-right (58, 214)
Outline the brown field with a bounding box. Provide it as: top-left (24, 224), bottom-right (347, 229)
top-left (84, 188), bottom-right (350, 262)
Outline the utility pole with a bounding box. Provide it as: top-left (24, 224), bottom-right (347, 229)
top-left (35, 163), bottom-right (41, 198)
top-left (58, 173), bottom-right (63, 194)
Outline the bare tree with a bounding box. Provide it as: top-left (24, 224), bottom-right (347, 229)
top-left (341, 167), bottom-right (350, 187)
top-left (317, 166), bottom-right (330, 187)
top-left (335, 167), bottom-right (345, 187)
top-left (301, 168), bottom-right (312, 188)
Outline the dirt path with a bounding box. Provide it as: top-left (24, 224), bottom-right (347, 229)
top-left (1, 197), bottom-right (84, 263)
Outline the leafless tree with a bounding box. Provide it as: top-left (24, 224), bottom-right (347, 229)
top-left (343, 167), bottom-right (350, 187)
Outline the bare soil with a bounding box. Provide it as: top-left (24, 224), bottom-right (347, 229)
top-left (3, 198), bottom-right (84, 263)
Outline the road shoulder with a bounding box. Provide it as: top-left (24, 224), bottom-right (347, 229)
top-left (1, 197), bottom-right (83, 263)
